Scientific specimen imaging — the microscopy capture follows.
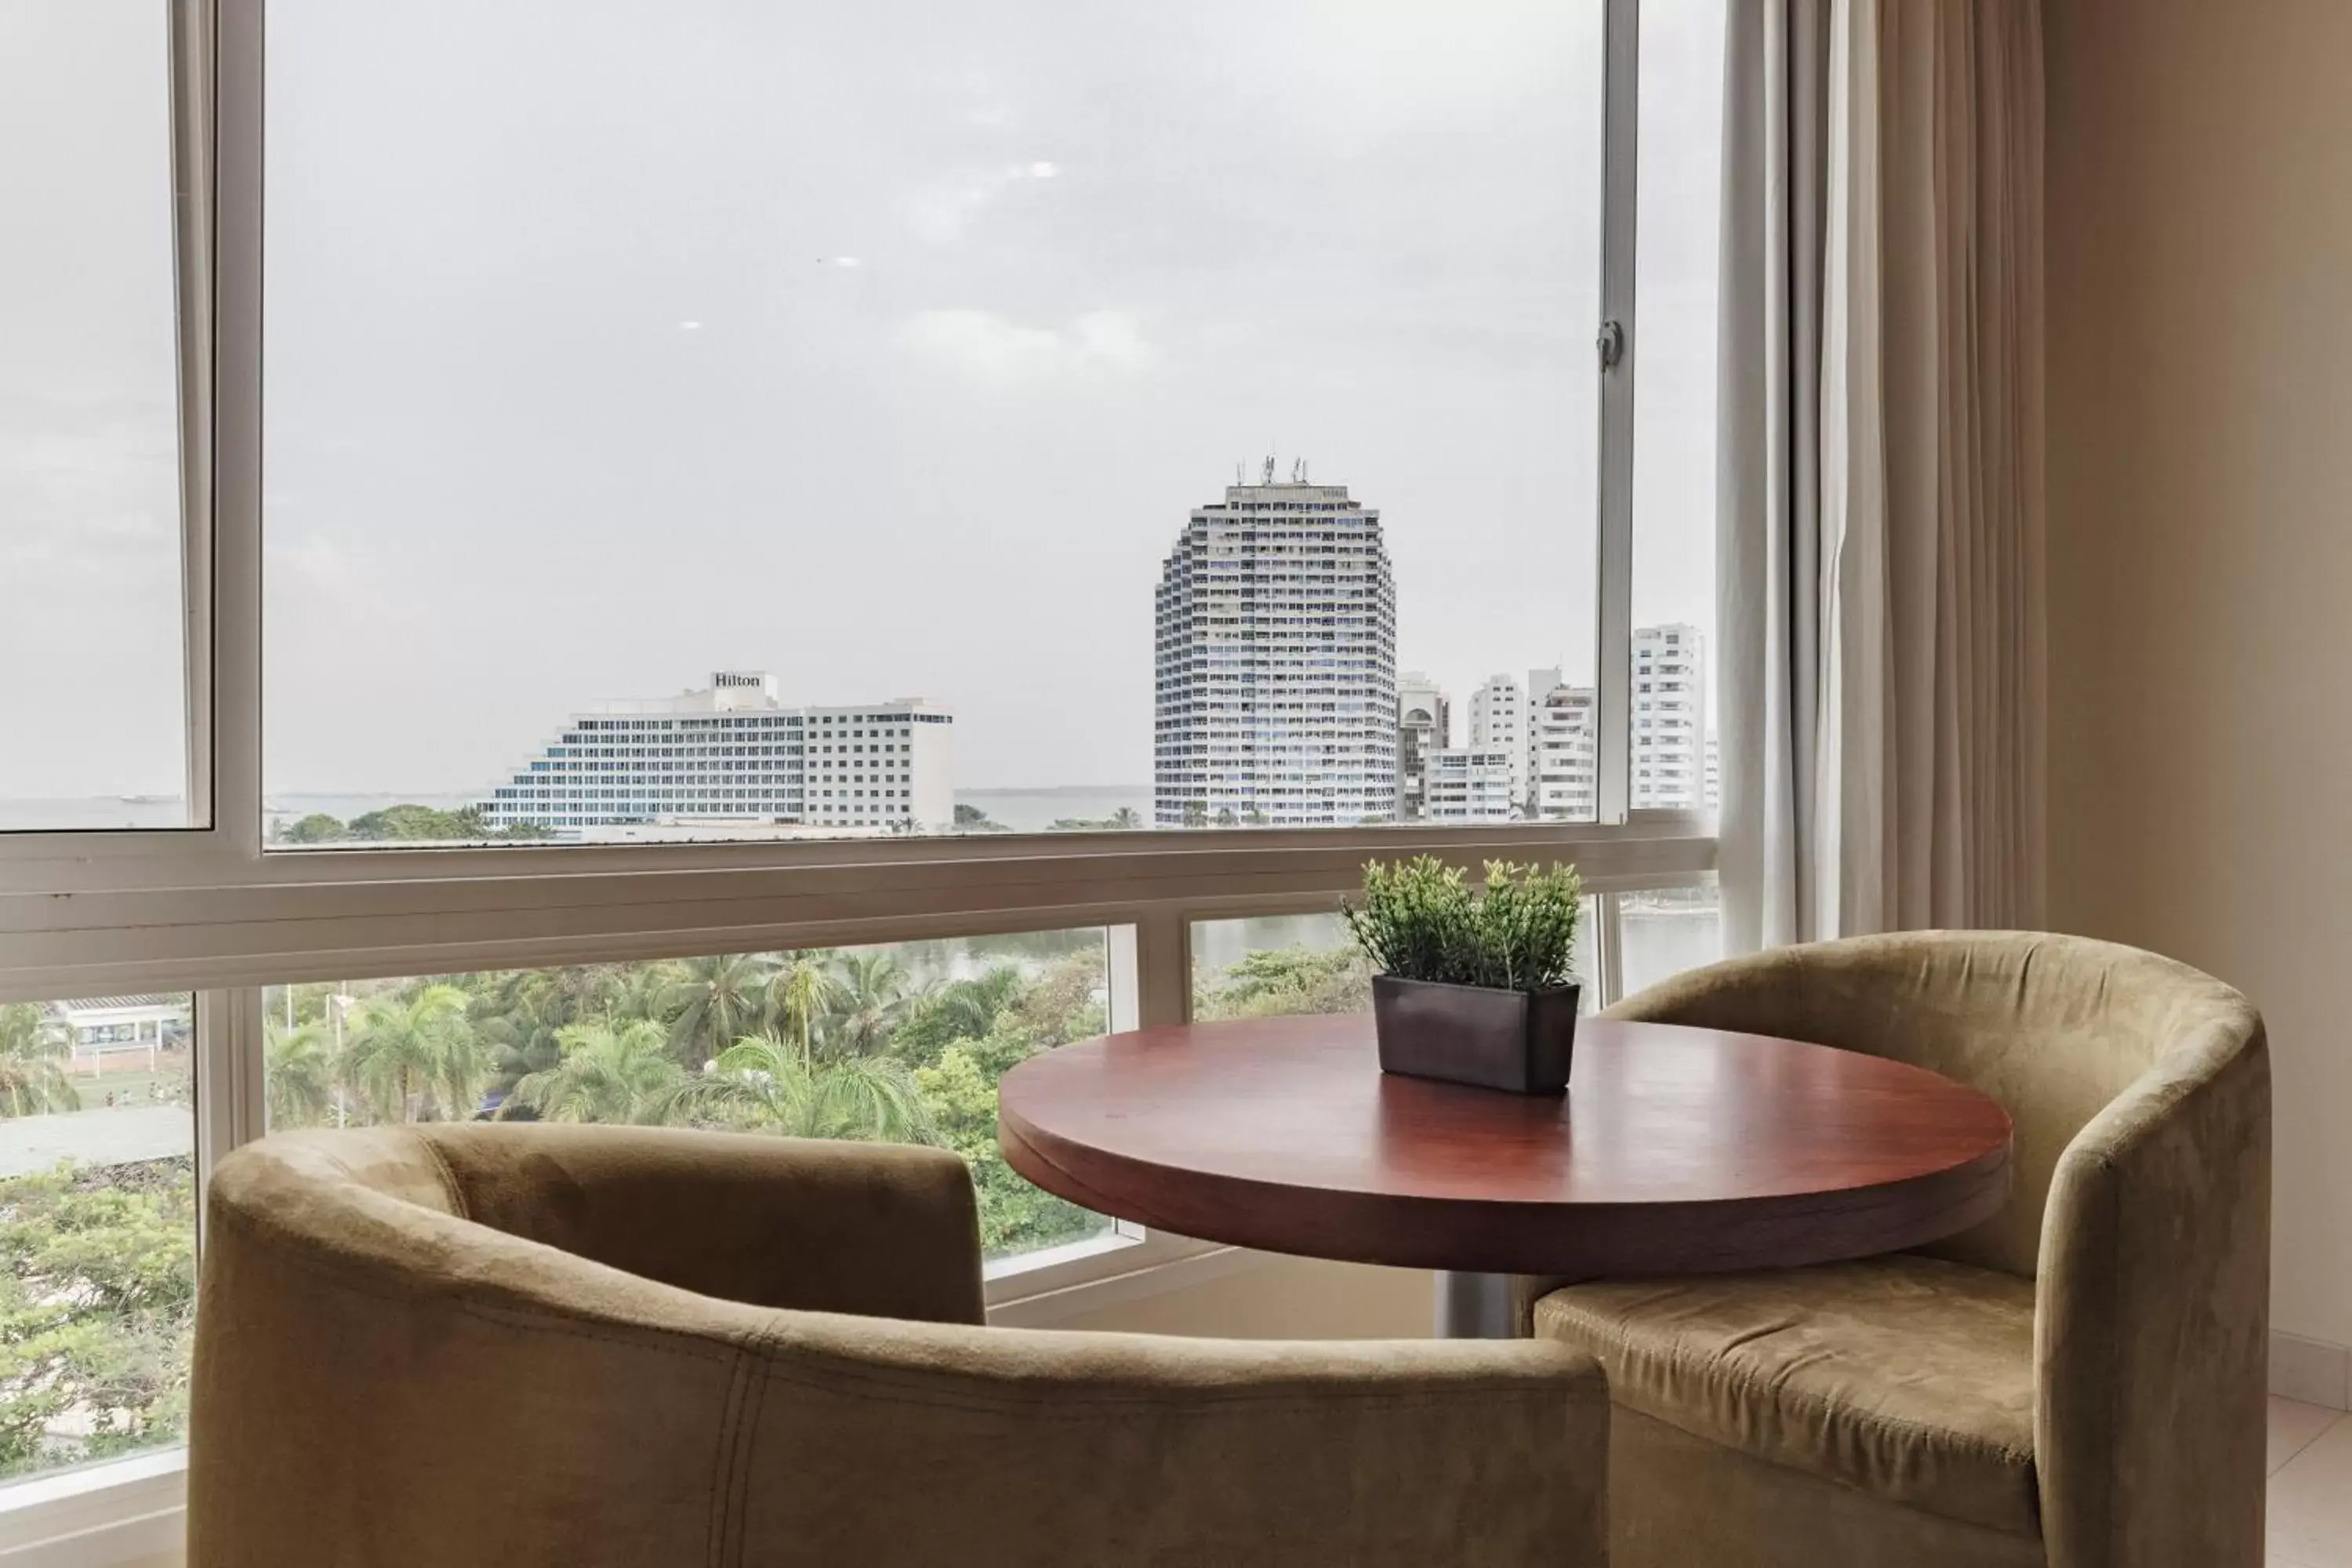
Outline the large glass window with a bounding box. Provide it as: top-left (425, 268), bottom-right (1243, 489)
top-left (0, 993), bottom-right (195, 1482)
top-left (0, 0), bottom-right (1734, 1543)
top-left (0, 2), bottom-right (194, 832)
top-left (263, 931), bottom-right (1116, 1266)
top-left (261, 0), bottom-right (1606, 844)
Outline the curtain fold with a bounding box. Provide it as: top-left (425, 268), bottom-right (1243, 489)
top-left (1719, 0), bottom-right (2045, 952)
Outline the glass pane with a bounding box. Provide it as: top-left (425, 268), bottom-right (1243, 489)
top-left (263, 931), bottom-right (1116, 1266)
top-left (1632, 0), bottom-right (1727, 813)
top-left (0, 2), bottom-right (193, 830)
top-left (1191, 914), bottom-right (1370, 1022)
top-left (263, 1), bottom-right (1603, 845)
top-left (1617, 879), bottom-right (1724, 1000)
top-left (1192, 899), bottom-right (1599, 1021)
top-left (0, 993), bottom-right (196, 1481)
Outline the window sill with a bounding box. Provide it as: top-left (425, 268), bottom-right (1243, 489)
top-left (0, 1448), bottom-right (185, 1566)
top-left (988, 1241), bottom-right (1266, 1328)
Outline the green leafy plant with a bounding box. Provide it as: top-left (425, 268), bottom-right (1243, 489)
top-left (1342, 857), bottom-right (1584, 992)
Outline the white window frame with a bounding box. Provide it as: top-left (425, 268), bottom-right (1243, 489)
top-left (0, 0), bottom-right (1707, 1556)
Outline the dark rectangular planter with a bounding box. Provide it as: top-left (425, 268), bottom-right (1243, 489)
top-left (1371, 975), bottom-right (1581, 1095)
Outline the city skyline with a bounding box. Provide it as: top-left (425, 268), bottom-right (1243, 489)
top-left (447, 453), bottom-right (1713, 839)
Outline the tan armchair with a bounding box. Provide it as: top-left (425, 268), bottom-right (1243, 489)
top-left (190, 1123), bottom-right (1610, 1567)
top-left (1531, 931), bottom-right (2269, 1568)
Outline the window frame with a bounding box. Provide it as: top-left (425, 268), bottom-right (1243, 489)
top-left (0, 0), bottom-right (1711, 1554)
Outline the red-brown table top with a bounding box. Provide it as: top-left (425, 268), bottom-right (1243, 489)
top-left (998, 1013), bottom-right (2014, 1277)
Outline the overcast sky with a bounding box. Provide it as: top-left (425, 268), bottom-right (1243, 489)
top-left (2, 0), bottom-right (1722, 807)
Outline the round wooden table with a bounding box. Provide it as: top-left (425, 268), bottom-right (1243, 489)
top-left (998, 1013), bottom-right (2013, 1337)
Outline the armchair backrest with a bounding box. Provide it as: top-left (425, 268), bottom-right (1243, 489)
top-left (1602, 931), bottom-right (2258, 1280)
top-left (190, 1123), bottom-right (1613, 1568)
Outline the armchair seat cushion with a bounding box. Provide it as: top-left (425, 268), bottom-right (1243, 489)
top-left (1534, 1254), bottom-right (2038, 1538)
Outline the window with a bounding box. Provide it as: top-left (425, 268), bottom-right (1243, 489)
top-left (260, 0), bottom-right (1608, 844)
top-left (0, 0), bottom-right (1722, 1548)
top-left (263, 931), bottom-right (1120, 1269)
top-left (0, 2), bottom-right (194, 832)
top-left (0, 994), bottom-right (195, 1482)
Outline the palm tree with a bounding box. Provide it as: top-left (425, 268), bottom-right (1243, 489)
top-left (433, 1011), bottom-right (494, 1123)
top-left (664, 1033), bottom-right (934, 1145)
top-left (825, 950), bottom-right (919, 1059)
top-left (603, 961), bottom-right (683, 1026)
top-left (762, 954), bottom-right (840, 1069)
top-left (0, 1004), bottom-right (80, 1119)
top-left (662, 953), bottom-right (775, 1063)
top-left (475, 979), bottom-right (569, 1097)
top-left (264, 1018), bottom-right (338, 1129)
top-left (924, 965), bottom-right (1025, 1042)
top-left (506, 1018), bottom-right (684, 1125)
top-left (345, 984), bottom-right (477, 1122)
top-left (1108, 807), bottom-right (1142, 829)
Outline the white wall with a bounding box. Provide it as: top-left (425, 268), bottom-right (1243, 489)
top-left (2046, 0), bottom-right (2352, 1348)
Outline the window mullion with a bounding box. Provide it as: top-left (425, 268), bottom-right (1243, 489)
top-left (1133, 909), bottom-right (1191, 1027)
top-left (193, 986), bottom-right (263, 1250)
top-left (1597, 891), bottom-right (1628, 1008)
top-left (171, 0), bottom-right (217, 833)
top-left (210, 0), bottom-right (266, 862)
top-left (1594, 0), bottom-right (1641, 826)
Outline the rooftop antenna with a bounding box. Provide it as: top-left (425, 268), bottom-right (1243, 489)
top-left (1262, 454), bottom-right (1276, 485)
top-left (1291, 457), bottom-right (1305, 483)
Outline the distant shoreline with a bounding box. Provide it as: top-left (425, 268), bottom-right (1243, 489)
top-left (5, 786), bottom-right (1158, 837)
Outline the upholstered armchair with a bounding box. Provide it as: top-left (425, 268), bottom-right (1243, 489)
top-left (190, 1123), bottom-right (1610, 1567)
top-left (1531, 931), bottom-right (2269, 1568)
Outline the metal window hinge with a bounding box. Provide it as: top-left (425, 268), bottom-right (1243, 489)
top-left (1596, 319), bottom-right (1626, 372)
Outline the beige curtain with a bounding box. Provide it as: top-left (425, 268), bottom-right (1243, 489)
top-left (1719, 0), bottom-right (2045, 950)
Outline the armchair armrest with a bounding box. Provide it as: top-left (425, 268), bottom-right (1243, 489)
top-left (2034, 1011), bottom-right (2270, 1568)
top-left (738, 1316), bottom-right (1611, 1566)
top-left (414, 1123), bottom-right (985, 1324)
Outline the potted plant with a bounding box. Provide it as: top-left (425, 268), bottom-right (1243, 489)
top-left (1342, 856), bottom-right (1584, 1095)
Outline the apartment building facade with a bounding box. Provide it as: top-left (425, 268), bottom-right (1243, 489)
top-left (1153, 476), bottom-right (1399, 826)
top-left (481, 672), bottom-right (955, 837)
top-left (1396, 670), bottom-right (1450, 822)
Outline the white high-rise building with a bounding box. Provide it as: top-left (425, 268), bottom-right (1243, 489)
top-left (481, 671), bottom-right (955, 837)
top-left (1467, 673), bottom-right (1531, 814)
top-left (1522, 666), bottom-right (1563, 811)
top-left (1532, 679), bottom-right (1597, 821)
top-left (1422, 747), bottom-right (1517, 822)
top-left (1154, 473), bottom-right (1399, 827)
top-left (1633, 624), bottom-right (1708, 811)
top-left (1396, 671), bottom-right (1450, 822)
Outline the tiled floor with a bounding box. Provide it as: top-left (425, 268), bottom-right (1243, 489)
top-left (2272, 1397), bottom-right (2352, 1565)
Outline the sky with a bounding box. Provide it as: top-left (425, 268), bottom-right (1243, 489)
top-left (2, 0), bottom-right (1722, 807)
